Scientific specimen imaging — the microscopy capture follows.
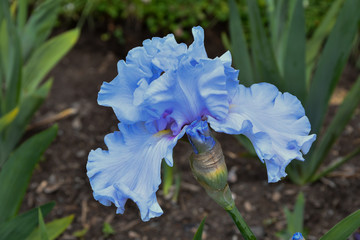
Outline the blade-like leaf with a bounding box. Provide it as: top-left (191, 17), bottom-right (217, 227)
top-left (305, 0), bottom-right (345, 84)
top-left (0, 14), bottom-right (22, 114)
top-left (228, 0), bottom-right (254, 86)
top-left (246, 0), bottom-right (283, 88)
top-left (193, 216), bottom-right (207, 240)
top-left (16, 0), bottom-right (28, 31)
top-left (38, 208), bottom-right (49, 240)
top-left (304, 75), bottom-right (360, 181)
top-left (319, 209), bottom-right (360, 240)
top-left (0, 125), bottom-right (58, 223)
top-left (162, 159), bottom-right (173, 196)
top-left (0, 107), bottom-right (18, 132)
top-left (267, 0), bottom-right (286, 50)
top-left (311, 147), bottom-right (360, 182)
top-left (21, 0), bottom-right (61, 61)
top-left (27, 215), bottom-right (74, 240)
top-left (279, 192), bottom-right (305, 240)
top-left (0, 202), bottom-right (55, 240)
top-left (305, 0), bottom-right (360, 134)
top-left (22, 29), bottom-right (79, 95)
top-left (283, 0), bottom-right (306, 101)
top-left (0, 79), bottom-right (52, 167)
top-left (267, 0), bottom-right (288, 75)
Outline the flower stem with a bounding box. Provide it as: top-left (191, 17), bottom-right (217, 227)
top-left (226, 205), bottom-right (257, 240)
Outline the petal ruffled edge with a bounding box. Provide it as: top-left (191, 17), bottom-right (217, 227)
top-left (208, 83), bottom-right (316, 182)
top-left (87, 122), bottom-right (186, 221)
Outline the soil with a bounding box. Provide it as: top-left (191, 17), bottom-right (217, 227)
top-left (22, 25), bottom-right (360, 240)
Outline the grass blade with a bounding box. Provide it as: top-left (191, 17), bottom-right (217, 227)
top-left (305, 0), bottom-right (345, 84)
top-left (304, 75), bottom-right (360, 181)
top-left (27, 215), bottom-right (74, 240)
top-left (246, 0), bottom-right (283, 88)
top-left (319, 209), bottom-right (360, 240)
top-left (305, 0), bottom-right (360, 134)
top-left (193, 216), bottom-right (207, 240)
top-left (278, 192), bottom-right (305, 239)
top-left (162, 159), bottom-right (173, 196)
top-left (38, 208), bottom-right (49, 240)
top-left (0, 107), bottom-right (18, 132)
top-left (283, 0), bottom-right (306, 101)
top-left (228, 0), bottom-right (254, 86)
top-left (0, 125), bottom-right (58, 223)
top-left (22, 29), bottom-right (79, 95)
top-left (0, 202), bottom-right (55, 240)
top-left (16, 0), bottom-right (28, 30)
top-left (311, 147), bottom-right (360, 182)
top-left (0, 79), bottom-right (52, 167)
top-left (21, 0), bottom-right (61, 61)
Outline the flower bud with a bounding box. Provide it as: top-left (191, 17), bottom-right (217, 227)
top-left (186, 120), bottom-right (235, 210)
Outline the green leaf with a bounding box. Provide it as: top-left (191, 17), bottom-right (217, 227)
top-left (21, 0), bottom-right (61, 61)
top-left (246, 0), bottom-right (283, 88)
top-left (278, 192), bottom-right (305, 239)
top-left (16, 0), bottom-right (28, 31)
top-left (234, 135), bottom-right (257, 156)
top-left (319, 209), bottom-right (360, 240)
top-left (27, 215), bottom-right (74, 240)
top-left (193, 216), bottom-right (207, 240)
top-left (305, 0), bottom-right (345, 84)
top-left (0, 202), bottom-right (55, 240)
top-left (162, 159), bottom-right (173, 196)
top-left (102, 222), bottom-right (115, 238)
top-left (305, 0), bottom-right (360, 134)
top-left (0, 125), bottom-right (58, 224)
top-left (38, 208), bottom-right (49, 240)
top-left (304, 75), bottom-right (360, 181)
top-left (73, 228), bottom-right (88, 238)
top-left (0, 79), bottom-right (52, 167)
top-left (283, 0), bottom-right (306, 101)
top-left (266, 0), bottom-right (288, 75)
top-left (311, 147), bottom-right (360, 182)
top-left (22, 29), bottom-right (79, 95)
top-left (0, 15), bottom-right (22, 114)
top-left (228, 0), bottom-right (254, 86)
top-left (0, 107), bottom-right (19, 132)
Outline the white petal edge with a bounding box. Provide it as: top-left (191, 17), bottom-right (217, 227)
top-left (208, 83), bottom-right (316, 182)
top-left (87, 122), bottom-right (185, 221)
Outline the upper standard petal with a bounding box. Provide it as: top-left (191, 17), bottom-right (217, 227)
top-left (208, 83), bottom-right (316, 182)
top-left (144, 57), bottom-right (231, 135)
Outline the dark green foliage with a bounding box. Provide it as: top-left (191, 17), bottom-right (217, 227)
top-left (228, 0), bottom-right (360, 184)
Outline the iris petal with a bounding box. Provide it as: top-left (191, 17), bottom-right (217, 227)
top-left (208, 83), bottom-right (316, 182)
top-left (144, 57), bottom-right (230, 134)
top-left (87, 122), bottom-right (186, 221)
top-left (188, 26), bottom-right (208, 59)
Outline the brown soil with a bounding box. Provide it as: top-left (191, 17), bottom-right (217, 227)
top-left (23, 27), bottom-right (360, 240)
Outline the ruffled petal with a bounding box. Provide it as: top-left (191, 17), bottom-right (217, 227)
top-left (87, 122), bottom-right (186, 221)
top-left (98, 60), bottom-right (157, 123)
top-left (208, 83), bottom-right (316, 182)
top-left (187, 26), bottom-right (208, 60)
top-left (144, 57), bottom-right (231, 134)
top-left (219, 51), bottom-right (240, 100)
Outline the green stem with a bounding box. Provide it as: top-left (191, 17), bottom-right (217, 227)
top-left (226, 206), bottom-right (257, 240)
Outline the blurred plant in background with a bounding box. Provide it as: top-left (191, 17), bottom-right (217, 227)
top-left (57, 0), bottom-right (335, 43)
top-left (227, 0), bottom-right (360, 185)
top-left (0, 0), bottom-right (78, 239)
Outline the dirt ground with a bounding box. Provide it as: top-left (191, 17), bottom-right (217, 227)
top-left (23, 26), bottom-right (360, 240)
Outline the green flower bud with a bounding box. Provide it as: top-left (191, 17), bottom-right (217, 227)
top-left (189, 140), bottom-right (235, 210)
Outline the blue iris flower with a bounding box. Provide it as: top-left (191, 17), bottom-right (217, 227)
top-left (87, 26), bottom-right (316, 221)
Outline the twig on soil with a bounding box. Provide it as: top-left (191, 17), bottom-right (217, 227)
top-left (27, 108), bottom-right (78, 130)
